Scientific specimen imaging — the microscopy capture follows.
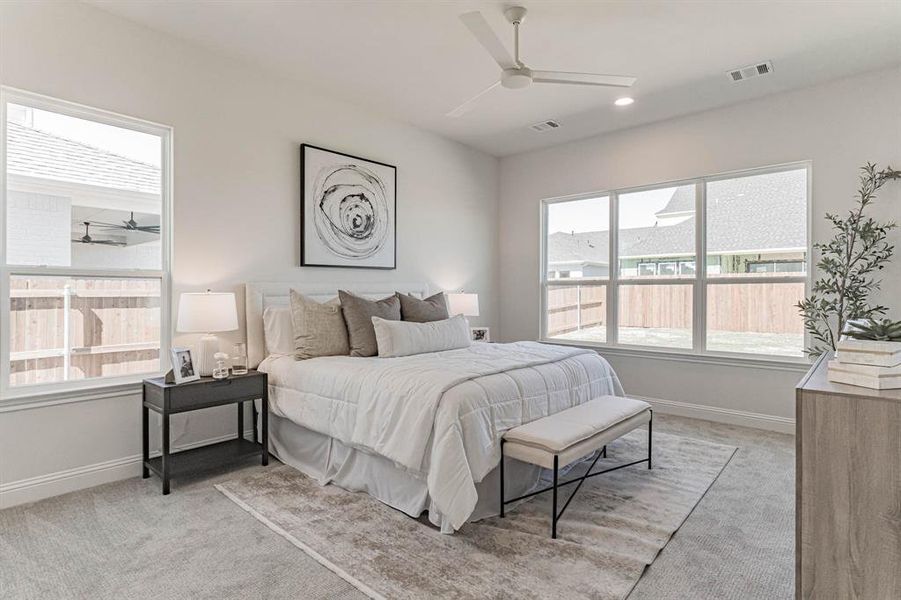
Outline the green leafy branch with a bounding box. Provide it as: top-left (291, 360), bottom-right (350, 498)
top-left (797, 163), bottom-right (900, 356)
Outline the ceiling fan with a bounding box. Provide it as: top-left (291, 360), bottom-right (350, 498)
top-left (91, 211), bottom-right (160, 234)
top-left (72, 222), bottom-right (127, 247)
top-left (448, 6), bottom-right (637, 118)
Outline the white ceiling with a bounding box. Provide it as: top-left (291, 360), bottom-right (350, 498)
top-left (88, 0), bottom-right (901, 157)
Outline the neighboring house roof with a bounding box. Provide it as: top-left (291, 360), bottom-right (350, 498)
top-left (6, 121), bottom-right (161, 195)
top-left (654, 185), bottom-right (694, 217)
top-left (548, 169), bottom-right (806, 265)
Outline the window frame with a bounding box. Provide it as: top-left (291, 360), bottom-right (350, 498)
top-left (0, 87), bottom-right (173, 401)
top-left (539, 161), bottom-right (812, 366)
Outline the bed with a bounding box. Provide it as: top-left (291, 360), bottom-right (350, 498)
top-left (246, 282), bottom-right (624, 533)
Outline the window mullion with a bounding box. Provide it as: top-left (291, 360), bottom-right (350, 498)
top-left (0, 268), bottom-right (11, 399)
top-left (6, 266), bottom-right (164, 279)
top-left (608, 191), bottom-right (619, 346)
top-left (694, 180), bottom-right (707, 353)
top-left (539, 200), bottom-right (548, 339)
top-left (0, 98), bottom-right (8, 395)
top-left (706, 275), bottom-right (807, 285)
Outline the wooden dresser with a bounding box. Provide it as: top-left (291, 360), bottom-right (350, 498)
top-left (796, 353), bottom-right (901, 600)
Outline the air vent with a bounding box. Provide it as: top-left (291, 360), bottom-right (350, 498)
top-left (530, 119), bottom-right (561, 132)
top-left (727, 61), bottom-right (774, 82)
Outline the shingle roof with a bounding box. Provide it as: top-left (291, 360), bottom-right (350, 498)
top-left (548, 169), bottom-right (806, 264)
top-left (6, 121), bottom-right (161, 195)
top-left (655, 185), bottom-right (694, 216)
top-left (549, 229), bottom-right (611, 265)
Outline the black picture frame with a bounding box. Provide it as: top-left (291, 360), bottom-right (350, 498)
top-left (300, 143), bottom-right (397, 269)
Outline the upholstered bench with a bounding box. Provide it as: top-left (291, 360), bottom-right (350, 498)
top-left (499, 395), bottom-right (653, 538)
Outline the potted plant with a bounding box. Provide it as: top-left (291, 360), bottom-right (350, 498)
top-left (797, 163), bottom-right (900, 359)
top-left (835, 318), bottom-right (901, 368)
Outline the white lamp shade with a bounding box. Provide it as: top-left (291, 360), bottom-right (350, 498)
top-left (447, 292), bottom-right (480, 317)
top-left (176, 292), bottom-right (239, 333)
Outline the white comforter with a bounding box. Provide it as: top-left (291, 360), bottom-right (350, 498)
top-left (259, 341), bottom-right (623, 530)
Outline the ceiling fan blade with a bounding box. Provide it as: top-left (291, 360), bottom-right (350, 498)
top-left (459, 12), bottom-right (516, 70)
top-left (446, 81), bottom-right (501, 118)
top-left (89, 221), bottom-right (126, 229)
top-left (532, 70), bottom-right (636, 88)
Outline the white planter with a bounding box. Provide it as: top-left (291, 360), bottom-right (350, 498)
top-left (828, 360), bottom-right (901, 390)
top-left (835, 338), bottom-right (901, 368)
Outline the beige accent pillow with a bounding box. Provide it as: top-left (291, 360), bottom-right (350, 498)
top-left (289, 289), bottom-right (349, 359)
top-left (338, 290), bottom-right (401, 357)
top-left (396, 291), bottom-right (449, 323)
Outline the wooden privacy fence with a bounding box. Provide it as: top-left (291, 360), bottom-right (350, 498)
top-left (548, 281), bottom-right (804, 336)
top-left (546, 285), bottom-right (606, 337)
top-left (10, 277), bottom-right (160, 386)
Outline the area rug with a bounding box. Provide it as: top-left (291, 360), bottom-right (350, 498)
top-left (216, 431), bottom-right (736, 600)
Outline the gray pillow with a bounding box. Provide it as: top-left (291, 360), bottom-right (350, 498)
top-left (338, 291), bottom-right (401, 357)
top-left (396, 291), bottom-right (449, 323)
top-left (289, 289), bottom-right (349, 359)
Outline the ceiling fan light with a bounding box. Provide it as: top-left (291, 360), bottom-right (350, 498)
top-left (614, 97), bottom-right (635, 106)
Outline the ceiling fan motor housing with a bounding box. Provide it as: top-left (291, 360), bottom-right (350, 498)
top-left (502, 67), bottom-right (532, 89)
top-left (504, 6), bottom-right (527, 24)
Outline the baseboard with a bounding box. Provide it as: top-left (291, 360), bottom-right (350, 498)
top-left (1, 397), bottom-right (794, 509)
top-left (0, 429), bottom-right (256, 509)
top-left (636, 395), bottom-right (795, 434)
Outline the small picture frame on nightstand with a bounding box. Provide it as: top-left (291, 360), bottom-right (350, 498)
top-left (170, 347), bottom-right (200, 384)
top-left (470, 327), bottom-right (490, 342)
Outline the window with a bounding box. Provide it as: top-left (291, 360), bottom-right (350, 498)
top-left (679, 261), bottom-right (696, 275)
top-left (638, 263), bottom-right (656, 277)
top-left (542, 164), bottom-right (809, 359)
top-left (658, 262), bottom-right (677, 277)
top-left (746, 260), bottom-right (805, 274)
top-left (2, 89), bottom-right (171, 396)
top-left (544, 195), bottom-right (609, 342)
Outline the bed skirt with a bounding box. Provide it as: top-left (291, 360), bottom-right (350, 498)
top-left (262, 410), bottom-right (548, 533)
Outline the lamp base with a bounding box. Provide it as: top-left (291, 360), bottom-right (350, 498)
top-left (196, 334), bottom-right (220, 377)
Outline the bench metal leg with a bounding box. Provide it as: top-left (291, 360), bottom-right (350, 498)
top-left (499, 439), bottom-right (505, 518)
top-left (552, 455), bottom-right (559, 539)
top-left (501, 409), bottom-right (654, 539)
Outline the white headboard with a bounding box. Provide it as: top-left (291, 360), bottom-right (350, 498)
top-left (244, 282), bottom-right (430, 368)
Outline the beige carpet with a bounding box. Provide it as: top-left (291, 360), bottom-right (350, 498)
top-left (216, 430), bottom-right (736, 600)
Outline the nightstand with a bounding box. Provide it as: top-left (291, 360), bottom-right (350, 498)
top-left (142, 370), bottom-right (269, 494)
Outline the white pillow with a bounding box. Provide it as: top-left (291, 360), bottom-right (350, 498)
top-left (262, 305), bottom-right (295, 356)
top-left (372, 314), bottom-right (471, 358)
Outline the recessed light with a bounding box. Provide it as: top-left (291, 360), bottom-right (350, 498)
top-left (614, 97), bottom-right (634, 107)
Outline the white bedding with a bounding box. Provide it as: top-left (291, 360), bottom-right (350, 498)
top-left (259, 341), bottom-right (623, 531)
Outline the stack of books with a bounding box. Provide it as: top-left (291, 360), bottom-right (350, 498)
top-left (829, 338), bottom-right (901, 390)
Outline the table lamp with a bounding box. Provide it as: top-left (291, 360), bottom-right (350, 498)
top-left (447, 292), bottom-right (480, 317)
top-left (176, 290), bottom-right (238, 377)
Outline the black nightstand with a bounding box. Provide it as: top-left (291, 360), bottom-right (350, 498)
top-left (142, 370), bottom-right (269, 494)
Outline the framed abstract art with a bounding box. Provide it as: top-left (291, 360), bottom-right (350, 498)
top-left (300, 144), bottom-right (396, 269)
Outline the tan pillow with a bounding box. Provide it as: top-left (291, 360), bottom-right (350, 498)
top-left (338, 290), bottom-right (401, 357)
top-left (396, 291), bottom-right (449, 323)
top-left (289, 289), bottom-right (349, 359)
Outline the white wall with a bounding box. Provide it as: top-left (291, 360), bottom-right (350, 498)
top-left (498, 67), bottom-right (901, 428)
top-left (0, 1), bottom-right (499, 506)
top-left (6, 191), bottom-right (71, 265)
